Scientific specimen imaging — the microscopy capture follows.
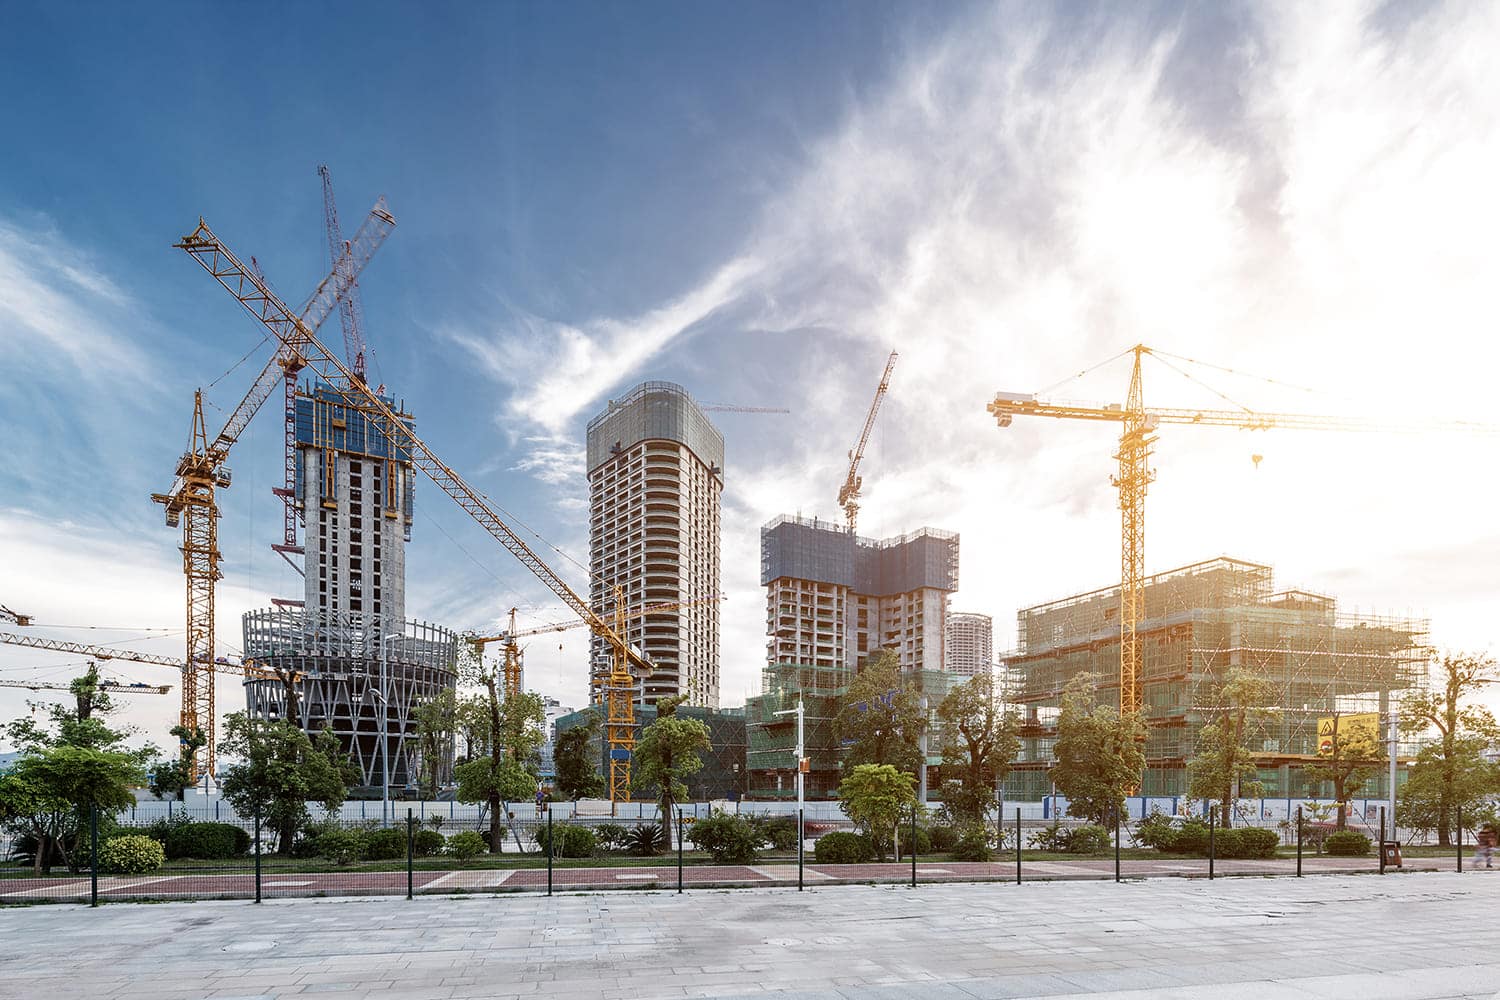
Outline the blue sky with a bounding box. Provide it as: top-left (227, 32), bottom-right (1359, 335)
top-left (5, 2), bottom-right (1500, 748)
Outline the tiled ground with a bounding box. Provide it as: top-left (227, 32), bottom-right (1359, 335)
top-left (0, 869), bottom-right (1495, 999)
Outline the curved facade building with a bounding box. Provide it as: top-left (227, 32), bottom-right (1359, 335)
top-left (241, 609), bottom-right (458, 788)
top-left (586, 382), bottom-right (723, 707)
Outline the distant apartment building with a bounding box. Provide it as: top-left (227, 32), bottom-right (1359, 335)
top-left (945, 612), bottom-right (993, 678)
top-left (538, 696), bottom-right (575, 783)
top-left (585, 382), bottom-right (724, 708)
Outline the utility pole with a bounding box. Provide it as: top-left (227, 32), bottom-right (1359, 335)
top-left (774, 697), bottom-right (806, 814)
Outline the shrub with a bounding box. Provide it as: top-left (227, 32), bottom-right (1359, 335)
top-left (317, 829), bottom-right (364, 865)
top-left (929, 824), bottom-right (959, 853)
top-left (446, 831), bottom-right (487, 860)
top-left (1224, 827), bottom-right (1280, 859)
top-left (897, 824), bottom-right (933, 856)
top-left (752, 815), bottom-right (801, 852)
top-left (813, 831), bottom-right (874, 864)
top-left (412, 830), bottom-right (445, 856)
top-left (1325, 830), bottom-right (1371, 856)
top-left (951, 829), bottom-right (993, 862)
top-left (536, 824), bottom-right (598, 859)
top-left (363, 828), bottom-right (407, 861)
top-left (1133, 812), bottom-right (1178, 851)
top-left (1168, 820), bottom-right (1211, 855)
top-left (594, 823), bottom-right (629, 852)
top-left (161, 821), bottom-right (251, 860)
top-left (687, 811), bottom-right (763, 864)
top-left (1212, 828), bottom-right (1245, 858)
top-left (624, 823), bottom-right (668, 857)
top-left (98, 835), bottom-right (166, 875)
top-left (1027, 823), bottom-right (1068, 852)
top-left (1068, 824), bottom-right (1111, 855)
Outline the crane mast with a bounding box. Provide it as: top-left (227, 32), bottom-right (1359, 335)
top-left (838, 351), bottom-right (898, 533)
top-left (175, 210), bottom-right (651, 800)
top-left (319, 164), bottom-right (369, 383)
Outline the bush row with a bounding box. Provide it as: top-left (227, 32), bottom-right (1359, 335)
top-left (1134, 814), bottom-right (1281, 858)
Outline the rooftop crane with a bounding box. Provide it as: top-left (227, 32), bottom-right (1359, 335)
top-left (174, 209), bottom-right (653, 802)
top-left (987, 344), bottom-right (1500, 715)
top-left (838, 351), bottom-right (898, 534)
top-left (0, 606), bottom-right (32, 627)
top-left (318, 164), bottom-right (370, 383)
top-left (150, 200), bottom-right (394, 780)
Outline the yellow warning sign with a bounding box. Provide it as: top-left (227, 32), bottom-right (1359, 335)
top-left (1316, 712), bottom-right (1381, 754)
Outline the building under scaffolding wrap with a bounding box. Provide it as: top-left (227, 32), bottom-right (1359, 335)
top-left (1003, 557), bottom-right (1429, 799)
top-left (241, 610), bottom-right (459, 788)
top-left (554, 703), bottom-right (748, 801)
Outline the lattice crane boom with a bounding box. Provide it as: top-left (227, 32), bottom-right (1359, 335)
top-left (838, 351), bottom-right (898, 533)
top-left (987, 344), bottom-right (1500, 716)
top-left (0, 679), bottom-right (170, 695)
top-left (176, 210), bottom-right (650, 800)
top-left (319, 164), bottom-right (369, 382)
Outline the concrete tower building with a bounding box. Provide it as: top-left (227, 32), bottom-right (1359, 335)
top-left (241, 382), bottom-right (457, 790)
top-left (586, 382), bottom-right (724, 707)
top-left (945, 612), bottom-right (993, 677)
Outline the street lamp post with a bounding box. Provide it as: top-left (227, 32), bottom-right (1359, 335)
top-left (773, 697), bottom-right (805, 838)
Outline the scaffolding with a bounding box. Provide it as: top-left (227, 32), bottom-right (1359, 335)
top-left (1005, 557), bottom-right (1429, 798)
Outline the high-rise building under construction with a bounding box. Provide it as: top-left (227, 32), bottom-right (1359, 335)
top-left (586, 381), bottom-right (723, 708)
top-left (241, 382), bottom-right (457, 789)
top-left (1003, 556), bottom-right (1428, 799)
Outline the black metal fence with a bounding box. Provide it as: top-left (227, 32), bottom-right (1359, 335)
top-left (0, 804), bottom-right (1474, 906)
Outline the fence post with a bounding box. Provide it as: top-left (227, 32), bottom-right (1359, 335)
top-left (90, 804), bottom-right (99, 908)
top-left (677, 809), bottom-right (685, 894)
top-left (253, 803), bottom-right (262, 904)
top-left (406, 808), bottom-right (414, 900)
top-left (910, 807), bottom-right (917, 888)
top-left (1457, 805), bottom-right (1463, 873)
top-left (1379, 806), bottom-right (1386, 876)
top-left (1015, 807), bottom-right (1022, 885)
top-left (546, 808), bottom-right (553, 897)
top-left (797, 807), bottom-right (804, 892)
top-left (1114, 804), bottom-right (1121, 883)
top-left (1208, 806), bottom-right (1216, 880)
top-left (1295, 806), bottom-right (1302, 877)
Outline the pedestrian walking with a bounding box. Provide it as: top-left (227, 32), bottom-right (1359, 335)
top-left (1477, 824), bottom-right (1497, 869)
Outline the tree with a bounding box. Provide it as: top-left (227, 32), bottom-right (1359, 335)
top-left (555, 710), bottom-right (606, 801)
top-left (835, 649), bottom-right (925, 777)
top-left (1400, 652), bottom-right (1500, 846)
top-left (149, 725), bottom-right (206, 801)
top-left (217, 713), bottom-right (355, 854)
top-left (936, 673), bottom-right (1018, 826)
top-left (1303, 713), bottom-right (1385, 830)
top-left (1187, 667), bottom-right (1278, 827)
top-left (631, 695), bottom-right (710, 827)
top-left (454, 638), bottom-right (547, 852)
top-left (1050, 674), bottom-right (1147, 825)
top-left (0, 744), bottom-right (142, 874)
top-left (410, 689), bottom-right (458, 797)
top-left (837, 763), bottom-right (917, 862)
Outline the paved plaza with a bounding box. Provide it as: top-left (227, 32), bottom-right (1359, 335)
top-left (0, 871), bottom-right (1495, 1000)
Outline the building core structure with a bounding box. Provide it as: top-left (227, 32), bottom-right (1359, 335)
top-left (1003, 557), bottom-right (1428, 799)
top-left (747, 515), bottom-right (959, 799)
top-left (585, 381), bottom-right (724, 708)
top-left (242, 381), bottom-right (457, 789)
top-left (945, 612), bottom-right (993, 678)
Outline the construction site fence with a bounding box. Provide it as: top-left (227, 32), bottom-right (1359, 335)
top-left (2, 802), bottom-right (1480, 906)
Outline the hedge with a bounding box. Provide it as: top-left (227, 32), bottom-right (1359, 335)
top-left (1325, 830), bottom-right (1372, 856)
top-left (447, 831), bottom-right (488, 859)
top-left (99, 835), bottom-right (166, 874)
top-left (813, 831), bottom-right (873, 864)
top-left (162, 821), bottom-right (250, 860)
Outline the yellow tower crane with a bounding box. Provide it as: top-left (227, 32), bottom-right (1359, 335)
top-left (988, 344), bottom-right (1498, 715)
top-left (838, 351), bottom-right (898, 534)
top-left (172, 208), bottom-right (653, 801)
top-left (149, 200), bottom-right (394, 781)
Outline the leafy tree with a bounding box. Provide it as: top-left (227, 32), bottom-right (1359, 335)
top-left (1050, 674), bottom-right (1147, 825)
top-left (5, 663), bottom-right (152, 761)
top-left (410, 689), bottom-right (458, 797)
top-left (631, 695), bottom-right (710, 828)
top-left (0, 745), bottom-right (142, 874)
top-left (936, 672), bottom-right (1018, 826)
top-left (1399, 652), bottom-right (1500, 846)
top-left (1187, 667), bottom-right (1278, 827)
top-left (835, 650), bottom-right (925, 777)
top-left (149, 725), bottom-right (206, 801)
top-left (455, 638), bottom-right (547, 851)
top-left (1303, 713), bottom-right (1385, 830)
top-left (837, 763), bottom-right (918, 862)
top-left (555, 710), bottom-right (606, 800)
top-left (217, 713), bottom-right (355, 854)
